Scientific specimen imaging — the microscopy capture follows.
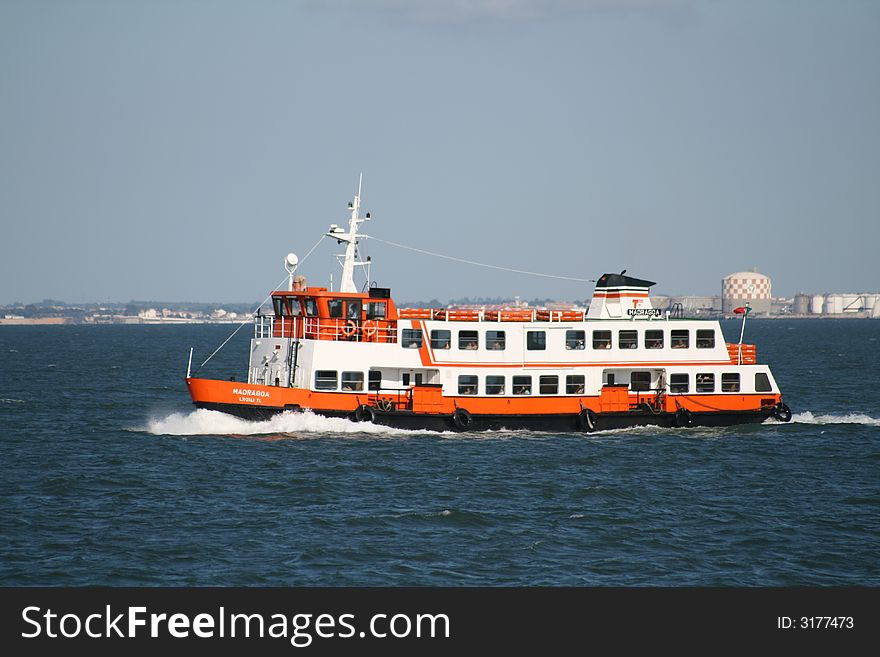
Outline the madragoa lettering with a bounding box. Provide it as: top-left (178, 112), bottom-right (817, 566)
top-left (233, 388), bottom-right (270, 398)
top-left (21, 606), bottom-right (450, 647)
top-left (627, 308), bottom-right (661, 317)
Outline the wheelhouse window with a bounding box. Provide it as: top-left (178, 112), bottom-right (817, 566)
top-left (755, 372), bottom-right (772, 392)
top-left (671, 329), bottom-right (689, 349)
top-left (273, 297), bottom-right (287, 317)
top-left (401, 329), bottom-right (423, 348)
top-left (566, 374), bottom-right (585, 394)
top-left (512, 375), bottom-right (532, 395)
top-left (669, 373), bottom-right (689, 393)
top-left (458, 375), bottom-right (478, 395)
top-left (431, 329), bottom-right (451, 350)
top-left (565, 330), bottom-right (585, 350)
top-left (539, 375), bottom-right (558, 394)
top-left (721, 373), bottom-right (740, 392)
top-left (366, 301), bottom-right (386, 320)
top-left (593, 330), bottom-right (612, 349)
top-left (328, 299), bottom-right (344, 318)
top-left (486, 330), bottom-right (506, 350)
top-left (645, 330), bottom-right (664, 349)
top-left (696, 373), bottom-right (715, 393)
top-left (459, 330), bottom-right (479, 350)
top-left (368, 370), bottom-right (382, 391)
top-left (630, 371), bottom-right (652, 392)
top-left (486, 375), bottom-right (505, 395)
top-left (341, 371), bottom-right (364, 391)
top-left (619, 330), bottom-right (638, 349)
top-left (314, 370), bottom-right (337, 390)
top-left (346, 300), bottom-right (361, 320)
top-left (696, 329), bottom-right (715, 349)
top-left (303, 298), bottom-right (318, 316)
top-left (526, 331), bottom-right (546, 350)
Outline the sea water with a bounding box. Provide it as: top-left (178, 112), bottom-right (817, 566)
top-left (1, 320), bottom-right (877, 585)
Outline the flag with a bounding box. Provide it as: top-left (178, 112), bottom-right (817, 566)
top-left (733, 306), bottom-right (751, 315)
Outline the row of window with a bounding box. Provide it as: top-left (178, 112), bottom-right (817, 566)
top-left (457, 374), bottom-right (586, 396)
top-left (401, 328), bottom-right (716, 351)
top-left (314, 370), bottom-right (773, 394)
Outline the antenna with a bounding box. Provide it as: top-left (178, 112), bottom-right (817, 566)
top-left (327, 174), bottom-right (372, 293)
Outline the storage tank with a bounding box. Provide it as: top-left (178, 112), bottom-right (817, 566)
top-left (841, 294), bottom-right (864, 313)
top-left (793, 294), bottom-right (810, 315)
top-left (811, 294), bottom-right (825, 314)
top-left (722, 270), bottom-right (772, 314)
top-left (824, 293), bottom-right (843, 315)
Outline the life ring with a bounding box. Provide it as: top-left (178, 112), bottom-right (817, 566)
top-left (340, 319), bottom-right (358, 338)
top-left (674, 408), bottom-right (694, 427)
top-left (452, 408), bottom-right (472, 431)
top-left (577, 408), bottom-right (597, 432)
top-left (773, 402), bottom-right (792, 423)
top-left (355, 404), bottom-right (376, 423)
top-left (362, 320), bottom-right (378, 340)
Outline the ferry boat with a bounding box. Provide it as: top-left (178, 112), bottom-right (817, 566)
top-left (186, 184), bottom-right (793, 431)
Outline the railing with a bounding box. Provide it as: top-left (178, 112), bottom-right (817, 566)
top-left (397, 308), bottom-right (586, 322)
top-left (254, 314), bottom-right (398, 343)
top-left (367, 387), bottom-right (413, 412)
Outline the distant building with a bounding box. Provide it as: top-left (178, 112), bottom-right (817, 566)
top-left (722, 270), bottom-right (772, 315)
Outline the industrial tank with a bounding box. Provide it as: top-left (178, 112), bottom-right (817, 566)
top-left (722, 270), bottom-right (772, 315)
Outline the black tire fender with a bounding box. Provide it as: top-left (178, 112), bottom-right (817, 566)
top-left (674, 408), bottom-right (694, 427)
top-left (773, 402), bottom-right (792, 423)
top-left (355, 404), bottom-right (376, 423)
top-left (577, 408), bottom-right (597, 432)
top-left (452, 408), bottom-right (472, 431)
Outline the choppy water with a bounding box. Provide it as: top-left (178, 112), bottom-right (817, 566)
top-left (1, 320), bottom-right (878, 585)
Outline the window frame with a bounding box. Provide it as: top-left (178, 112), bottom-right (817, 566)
top-left (526, 330), bottom-right (546, 351)
top-left (486, 330), bottom-right (506, 351)
top-left (592, 330), bottom-right (612, 349)
top-left (368, 370), bottom-right (382, 391)
top-left (645, 330), bottom-right (664, 349)
top-left (485, 375), bottom-right (505, 395)
top-left (695, 373), bottom-right (715, 393)
top-left (618, 330), bottom-right (638, 350)
top-left (669, 373), bottom-right (689, 393)
top-left (539, 375), bottom-right (559, 395)
top-left (512, 375), bottom-right (532, 395)
top-left (565, 330), bottom-right (586, 350)
top-left (341, 371), bottom-right (364, 392)
top-left (755, 372), bottom-right (772, 392)
top-left (430, 329), bottom-right (451, 350)
top-left (721, 372), bottom-right (741, 392)
top-left (630, 371), bottom-right (652, 392)
top-left (671, 329), bottom-right (690, 349)
top-left (458, 330), bottom-right (479, 350)
top-left (458, 374), bottom-right (478, 395)
top-left (401, 328), bottom-right (423, 349)
top-left (314, 370), bottom-right (338, 390)
top-left (565, 374), bottom-right (586, 394)
top-left (696, 329), bottom-right (715, 349)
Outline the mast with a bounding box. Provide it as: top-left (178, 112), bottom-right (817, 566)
top-left (327, 174), bottom-right (370, 293)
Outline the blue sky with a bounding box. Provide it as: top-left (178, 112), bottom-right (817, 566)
top-left (1, 0), bottom-right (878, 304)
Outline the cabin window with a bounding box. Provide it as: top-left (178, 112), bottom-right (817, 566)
top-left (539, 375), bottom-right (558, 395)
top-left (459, 330), bottom-right (479, 350)
top-left (671, 329), bottom-right (689, 349)
top-left (273, 297), bottom-right (286, 317)
top-left (512, 375), bottom-right (532, 395)
top-left (527, 331), bottom-right (546, 350)
top-left (593, 330), bottom-right (612, 349)
top-left (486, 330), bottom-right (506, 350)
top-left (328, 299), bottom-right (344, 318)
top-left (486, 375), bottom-right (505, 395)
top-left (303, 298), bottom-right (318, 316)
top-left (755, 372), bottom-right (772, 392)
top-left (645, 330), bottom-right (664, 349)
top-left (605, 373), bottom-right (616, 385)
top-left (314, 370), bottom-right (337, 390)
top-left (366, 301), bottom-right (386, 320)
top-left (458, 375), bottom-right (478, 395)
top-left (346, 300), bottom-right (361, 320)
top-left (630, 371), bottom-right (652, 392)
top-left (415, 373), bottom-right (423, 385)
top-left (402, 373), bottom-right (410, 386)
top-left (566, 375), bottom-right (585, 394)
top-left (341, 371), bottom-right (364, 392)
top-left (565, 330), bottom-right (585, 350)
top-left (619, 330), bottom-right (638, 349)
top-left (696, 373), bottom-right (715, 393)
top-left (401, 329), bottom-right (423, 348)
top-left (368, 371), bottom-right (382, 391)
top-left (696, 329), bottom-right (715, 349)
top-left (721, 373), bottom-right (740, 392)
top-left (669, 373), bottom-right (689, 393)
top-left (431, 330), bottom-right (451, 349)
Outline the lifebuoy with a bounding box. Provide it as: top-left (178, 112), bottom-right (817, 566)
top-left (577, 408), bottom-right (597, 432)
top-left (355, 404), bottom-right (376, 423)
top-left (773, 402), bottom-right (792, 423)
top-left (340, 319), bottom-right (358, 337)
top-left (674, 408), bottom-right (694, 427)
top-left (452, 408), bottom-right (472, 431)
top-left (362, 320), bottom-right (378, 340)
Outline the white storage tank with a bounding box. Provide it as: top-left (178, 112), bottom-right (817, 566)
top-left (722, 270), bottom-right (772, 314)
top-left (793, 294), bottom-right (810, 314)
top-left (824, 293), bottom-right (843, 315)
top-left (841, 294), bottom-right (864, 313)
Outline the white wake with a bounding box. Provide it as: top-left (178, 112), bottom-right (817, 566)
top-left (144, 408), bottom-right (426, 436)
top-left (784, 411), bottom-right (880, 426)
